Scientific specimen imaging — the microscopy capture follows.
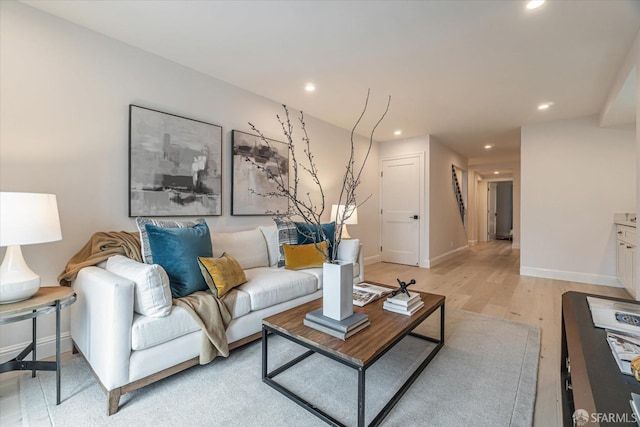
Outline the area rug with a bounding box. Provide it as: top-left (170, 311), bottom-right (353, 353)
top-left (20, 308), bottom-right (540, 427)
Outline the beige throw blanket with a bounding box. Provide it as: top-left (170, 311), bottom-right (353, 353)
top-left (174, 291), bottom-right (237, 364)
top-left (59, 231), bottom-right (233, 363)
top-left (58, 231), bottom-right (142, 286)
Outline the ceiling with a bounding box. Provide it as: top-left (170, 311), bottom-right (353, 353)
top-left (21, 0), bottom-right (640, 160)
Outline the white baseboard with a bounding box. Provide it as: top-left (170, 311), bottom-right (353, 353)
top-left (519, 266), bottom-right (621, 287)
top-left (468, 240), bottom-right (478, 246)
top-left (364, 254), bottom-right (381, 265)
top-left (429, 245), bottom-right (469, 268)
top-left (0, 331), bottom-right (73, 363)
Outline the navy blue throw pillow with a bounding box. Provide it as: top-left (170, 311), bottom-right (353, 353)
top-left (295, 222), bottom-right (336, 260)
top-left (145, 222), bottom-right (213, 298)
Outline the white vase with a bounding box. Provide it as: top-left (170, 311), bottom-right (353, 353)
top-left (322, 261), bottom-right (354, 321)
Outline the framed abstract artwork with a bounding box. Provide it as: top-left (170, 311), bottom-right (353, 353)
top-left (231, 130), bottom-right (289, 215)
top-left (129, 105), bottom-right (222, 216)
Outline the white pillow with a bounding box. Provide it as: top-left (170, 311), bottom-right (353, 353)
top-left (337, 239), bottom-right (360, 264)
top-left (106, 255), bottom-right (172, 317)
top-left (259, 225), bottom-right (279, 267)
top-left (210, 228), bottom-right (269, 270)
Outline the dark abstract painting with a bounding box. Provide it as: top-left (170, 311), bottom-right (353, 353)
top-left (129, 105), bottom-right (222, 216)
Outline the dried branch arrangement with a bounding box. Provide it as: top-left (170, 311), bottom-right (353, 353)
top-left (247, 90), bottom-right (390, 261)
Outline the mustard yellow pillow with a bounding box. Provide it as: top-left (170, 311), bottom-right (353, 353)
top-left (283, 241), bottom-right (328, 270)
top-left (198, 253), bottom-right (247, 297)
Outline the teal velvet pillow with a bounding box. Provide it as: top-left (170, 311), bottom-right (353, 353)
top-left (145, 222), bottom-right (213, 298)
top-left (295, 222), bottom-right (336, 260)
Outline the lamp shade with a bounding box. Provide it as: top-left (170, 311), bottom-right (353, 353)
top-left (330, 204), bottom-right (358, 225)
top-left (0, 192), bottom-right (62, 247)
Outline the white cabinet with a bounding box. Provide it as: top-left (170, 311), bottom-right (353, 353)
top-left (616, 224), bottom-right (637, 298)
top-left (625, 245), bottom-right (637, 296)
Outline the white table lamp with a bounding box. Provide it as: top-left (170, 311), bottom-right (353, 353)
top-left (330, 204), bottom-right (358, 239)
top-left (0, 192), bottom-right (62, 304)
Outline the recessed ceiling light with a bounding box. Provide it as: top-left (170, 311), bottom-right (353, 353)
top-left (538, 102), bottom-right (553, 110)
top-left (484, 144), bottom-right (493, 150)
top-left (494, 171), bottom-right (500, 175)
top-left (394, 130), bottom-right (402, 136)
top-left (305, 83), bottom-right (316, 92)
top-left (526, 0), bottom-right (545, 10)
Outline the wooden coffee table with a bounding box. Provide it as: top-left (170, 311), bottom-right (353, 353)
top-left (262, 288), bottom-right (445, 427)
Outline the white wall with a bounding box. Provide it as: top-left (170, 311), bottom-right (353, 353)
top-left (379, 135), bottom-right (430, 266)
top-left (428, 138), bottom-right (468, 265)
top-left (521, 116), bottom-right (636, 286)
top-left (513, 161), bottom-right (522, 250)
top-left (0, 2), bottom-right (380, 359)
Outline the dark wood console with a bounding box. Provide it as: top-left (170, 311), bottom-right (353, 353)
top-left (561, 291), bottom-right (640, 426)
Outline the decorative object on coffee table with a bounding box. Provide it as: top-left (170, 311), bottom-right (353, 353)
top-left (0, 192), bottom-right (62, 304)
top-left (246, 90), bottom-right (390, 321)
top-left (129, 105), bottom-right (222, 217)
top-left (390, 278), bottom-right (416, 298)
top-left (322, 261), bottom-right (355, 320)
top-left (384, 279), bottom-right (423, 316)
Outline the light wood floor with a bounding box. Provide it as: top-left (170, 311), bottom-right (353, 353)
top-left (364, 241), bottom-right (630, 427)
top-left (0, 241), bottom-right (630, 427)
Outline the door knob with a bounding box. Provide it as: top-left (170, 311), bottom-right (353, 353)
top-left (409, 215), bottom-right (419, 219)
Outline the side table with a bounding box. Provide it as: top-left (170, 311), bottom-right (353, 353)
top-left (0, 286), bottom-right (76, 405)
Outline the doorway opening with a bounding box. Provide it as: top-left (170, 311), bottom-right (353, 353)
top-left (487, 181), bottom-right (513, 241)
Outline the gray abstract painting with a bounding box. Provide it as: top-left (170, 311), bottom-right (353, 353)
top-left (129, 105), bottom-right (222, 216)
top-left (231, 130), bottom-right (288, 215)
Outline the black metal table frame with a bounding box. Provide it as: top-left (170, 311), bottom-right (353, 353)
top-left (0, 293), bottom-right (77, 405)
top-left (262, 303), bottom-right (445, 427)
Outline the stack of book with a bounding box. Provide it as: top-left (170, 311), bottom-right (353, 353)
top-left (304, 309), bottom-right (370, 340)
top-left (383, 293), bottom-right (424, 316)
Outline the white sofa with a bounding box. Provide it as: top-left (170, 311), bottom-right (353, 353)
top-left (70, 225), bottom-right (363, 415)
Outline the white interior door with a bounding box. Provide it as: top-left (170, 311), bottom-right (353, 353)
top-left (381, 156), bottom-right (421, 266)
top-left (487, 182), bottom-right (497, 241)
